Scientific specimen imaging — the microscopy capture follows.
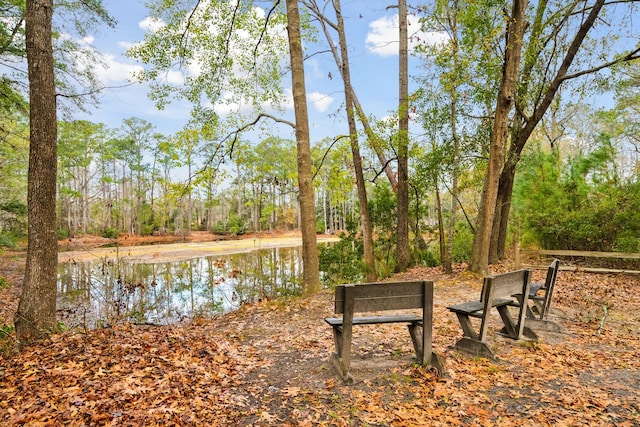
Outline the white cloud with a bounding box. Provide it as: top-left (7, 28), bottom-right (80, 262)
top-left (213, 102), bottom-right (242, 116)
top-left (366, 14), bottom-right (449, 57)
top-left (308, 92), bottom-right (334, 112)
top-left (118, 41), bottom-right (136, 50)
top-left (95, 54), bottom-right (144, 83)
top-left (139, 16), bottom-right (164, 32)
top-left (281, 89), bottom-right (294, 111)
top-left (164, 69), bottom-right (186, 85)
top-left (305, 58), bottom-right (324, 80)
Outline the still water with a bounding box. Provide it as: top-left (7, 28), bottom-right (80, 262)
top-left (57, 246), bottom-right (305, 328)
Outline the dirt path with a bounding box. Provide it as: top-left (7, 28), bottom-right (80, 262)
top-left (58, 235), bottom-right (340, 264)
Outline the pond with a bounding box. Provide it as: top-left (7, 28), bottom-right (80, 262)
top-left (57, 246), bottom-right (308, 329)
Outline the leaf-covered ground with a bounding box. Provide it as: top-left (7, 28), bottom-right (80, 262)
top-left (1, 260), bottom-right (639, 426)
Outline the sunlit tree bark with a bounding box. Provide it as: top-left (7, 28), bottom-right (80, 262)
top-left (491, 0), bottom-right (640, 262)
top-left (469, 0), bottom-right (528, 274)
top-left (285, 0), bottom-right (320, 293)
top-left (395, 0), bottom-right (410, 272)
top-left (333, 0), bottom-right (376, 281)
top-left (15, 0), bottom-right (58, 342)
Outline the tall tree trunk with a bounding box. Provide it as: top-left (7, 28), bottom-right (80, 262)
top-left (15, 0), bottom-right (58, 343)
top-left (444, 1), bottom-right (462, 274)
top-left (305, 0), bottom-right (397, 190)
top-left (491, 0), bottom-right (617, 260)
top-left (395, 0), bottom-right (410, 273)
top-left (491, 160), bottom-right (516, 262)
top-left (435, 181), bottom-right (446, 264)
top-left (469, 0), bottom-right (528, 274)
top-left (285, 0), bottom-right (320, 294)
top-left (334, 0), bottom-right (376, 281)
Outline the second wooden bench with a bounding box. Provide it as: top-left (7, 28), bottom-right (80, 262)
top-left (325, 280), bottom-right (442, 382)
top-left (447, 269), bottom-right (537, 359)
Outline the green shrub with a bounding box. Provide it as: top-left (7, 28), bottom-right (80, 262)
top-left (0, 234), bottom-right (17, 248)
top-left (227, 214), bottom-right (246, 236)
top-left (102, 227), bottom-right (118, 239)
top-left (452, 223), bottom-right (474, 262)
top-left (319, 233), bottom-right (366, 286)
top-left (141, 224), bottom-right (155, 236)
top-left (513, 140), bottom-right (640, 252)
top-left (211, 222), bottom-right (226, 234)
top-left (614, 231), bottom-right (640, 253)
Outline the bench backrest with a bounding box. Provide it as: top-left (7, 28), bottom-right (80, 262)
top-left (480, 269), bottom-right (531, 303)
top-left (478, 269), bottom-right (532, 341)
top-left (334, 281), bottom-right (432, 314)
top-left (332, 280), bottom-right (435, 370)
top-left (543, 259), bottom-right (560, 289)
top-left (539, 259), bottom-right (560, 318)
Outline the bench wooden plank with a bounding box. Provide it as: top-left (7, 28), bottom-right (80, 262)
top-left (447, 298), bottom-right (514, 315)
top-left (333, 281), bottom-right (428, 313)
top-left (325, 314), bottom-right (422, 326)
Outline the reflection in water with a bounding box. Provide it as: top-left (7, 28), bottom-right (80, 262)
top-left (57, 247), bottom-right (303, 328)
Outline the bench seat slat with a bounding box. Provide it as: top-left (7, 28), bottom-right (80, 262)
top-left (325, 314), bottom-right (422, 327)
top-left (447, 298), bottom-right (513, 315)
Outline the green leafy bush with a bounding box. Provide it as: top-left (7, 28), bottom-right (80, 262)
top-left (514, 138), bottom-right (640, 252)
top-left (319, 233), bottom-right (366, 286)
top-left (452, 223), bottom-right (474, 262)
top-left (0, 234), bottom-right (17, 248)
top-left (227, 214), bottom-right (246, 236)
top-left (102, 227), bottom-right (118, 239)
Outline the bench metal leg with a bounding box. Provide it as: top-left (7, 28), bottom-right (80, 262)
top-left (331, 325), bottom-right (343, 356)
top-left (496, 305), bottom-right (539, 341)
top-left (330, 286), bottom-right (355, 383)
top-left (525, 303), bottom-right (538, 320)
top-left (330, 326), bottom-right (353, 382)
top-left (527, 300), bottom-right (544, 320)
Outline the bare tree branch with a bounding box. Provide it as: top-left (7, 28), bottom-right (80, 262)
top-left (253, 0), bottom-right (282, 70)
top-left (179, 0), bottom-right (203, 68)
top-left (55, 82), bottom-right (138, 99)
top-left (312, 134), bottom-right (348, 181)
top-left (561, 47), bottom-right (640, 82)
top-left (219, 113), bottom-right (295, 160)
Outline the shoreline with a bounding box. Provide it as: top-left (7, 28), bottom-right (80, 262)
top-left (58, 235), bottom-right (341, 263)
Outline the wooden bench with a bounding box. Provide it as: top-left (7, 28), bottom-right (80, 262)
top-left (447, 269), bottom-right (537, 359)
top-left (525, 259), bottom-right (561, 332)
top-left (325, 281), bottom-right (442, 382)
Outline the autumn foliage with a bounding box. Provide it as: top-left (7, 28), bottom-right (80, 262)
top-left (1, 265), bottom-right (639, 426)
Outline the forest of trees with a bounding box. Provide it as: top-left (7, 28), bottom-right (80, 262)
top-left (2, 0), bottom-right (640, 341)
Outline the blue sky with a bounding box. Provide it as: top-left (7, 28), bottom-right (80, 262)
top-left (76, 1), bottom-right (443, 143)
